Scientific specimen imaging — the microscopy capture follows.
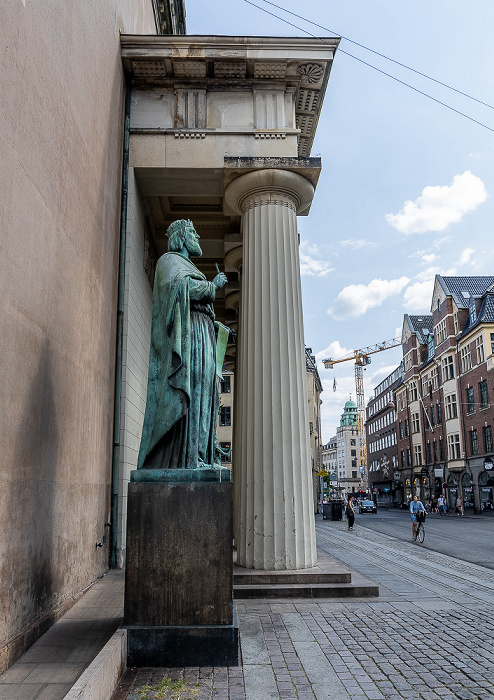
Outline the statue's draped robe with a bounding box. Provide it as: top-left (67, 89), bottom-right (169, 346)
top-left (137, 252), bottom-right (219, 470)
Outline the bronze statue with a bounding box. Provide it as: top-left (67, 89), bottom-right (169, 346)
top-left (137, 220), bottom-right (230, 470)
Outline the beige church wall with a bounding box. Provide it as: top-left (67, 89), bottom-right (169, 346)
top-left (117, 169), bottom-right (153, 567)
top-left (0, 0), bottom-right (156, 672)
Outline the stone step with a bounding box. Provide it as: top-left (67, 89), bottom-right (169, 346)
top-left (233, 571), bottom-right (351, 585)
top-left (234, 582), bottom-right (379, 599)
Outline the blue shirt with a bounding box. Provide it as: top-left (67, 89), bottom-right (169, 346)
top-left (410, 500), bottom-right (426, 514)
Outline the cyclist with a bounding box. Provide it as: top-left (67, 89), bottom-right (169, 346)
top-left (410, 495), bottom-right (426, 539)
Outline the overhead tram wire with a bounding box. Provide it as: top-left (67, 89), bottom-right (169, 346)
top-left (249, 0), bottom-right (494, 112)
top-left (243, 0), bottom-right (494, 133)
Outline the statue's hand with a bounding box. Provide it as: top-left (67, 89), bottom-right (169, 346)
top-left (213, 272), bottom-right (228, 290)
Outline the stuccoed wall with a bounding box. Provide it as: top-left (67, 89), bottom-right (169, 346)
top-left (0, 0), bottom-right (156, 671)
top-left (117, 169), bottom-right (153, 567)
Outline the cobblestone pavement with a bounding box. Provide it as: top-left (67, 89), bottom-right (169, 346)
top-left (114, 521), bottom-right (494, 700)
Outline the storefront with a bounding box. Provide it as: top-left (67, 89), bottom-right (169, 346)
top-left (447, 474), bottom-right (458, 510)
top-left (413, 476), bottom-right (421, 499)
top-left (404, 478), bottom-right (412, 503)
top-left (461, 473), bottom-right (474, 510)
top-left (479, 465), bottom-right (494, 513)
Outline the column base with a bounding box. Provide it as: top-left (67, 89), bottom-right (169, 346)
top-left (126, 610), bottom-right (239, 667)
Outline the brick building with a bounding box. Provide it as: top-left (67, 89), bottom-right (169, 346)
top-left (366, 365), bottom-right (403, 506)
top-left (391, 276), bottom-right (494, 512)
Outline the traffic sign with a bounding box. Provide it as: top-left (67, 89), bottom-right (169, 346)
top-left (359, 465), bottom-right (364, 474)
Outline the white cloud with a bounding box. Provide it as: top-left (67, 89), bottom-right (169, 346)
top-left (403, 280), bottom-right (434, 312)
top-left (315, 341), bottom-right (352, 367)
top-left (421, 253), bottom-right (438, 264)
top-left (328, 277), bottom-right (410, 320)
top-left (299, 241), bottom-right (334, 277)
top-left (457, 248), bottom-right (475, 266)
top-left (340, 239), bottom-right (374, 249)
top-left (386, 171), bottom-right (487, 234)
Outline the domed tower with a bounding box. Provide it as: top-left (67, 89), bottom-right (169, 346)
top-left (336, 397), bottom-right (360, 497)
top-left (340, 399), bottom-right (358, 426)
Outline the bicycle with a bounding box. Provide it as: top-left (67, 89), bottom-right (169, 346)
top-left (413, 520), bottom-right (425, 543)
top-left (412, 511), bottom-right (426, 543)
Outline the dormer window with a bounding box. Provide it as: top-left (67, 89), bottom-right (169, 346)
top-left (469, 300), bottom-right (477, 326)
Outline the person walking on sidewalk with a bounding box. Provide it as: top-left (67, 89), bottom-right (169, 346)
top-left (410, 495), bottom-right (426, 538)
top-left (456, 496), bottom-right (465, 516)
top-left (346, 495), bottom-right (355, 531)
top-left (438, 494), bottom-right (446, 516)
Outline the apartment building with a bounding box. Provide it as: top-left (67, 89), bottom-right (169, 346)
top-left (366, 365), bottom-right (403, 506)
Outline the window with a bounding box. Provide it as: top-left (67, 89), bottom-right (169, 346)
top-left (466, 387), bottom-right (475, 414)
top-left (399, 421), bottom-right (404, 439)
top-left (404, 354), bottom-right (412, 372)
top-left (491, 333), bottom-right (494, 356)
top-left (442, 355), bottom-right (455, 382)
top-left (219, 375), bottom-right (231, 393)
top-left (445, 394), bottom-right (458, 420)
top-left (414, 445), bottom-right (422, 466)
top-left (484, 426), bottom-right (493, 453)
top-left (431, 367), bottom-right (438, 391)
top-left (454, 312), bottom-right (459, 336)
top-left (430, 405), bottom-right (435, 427)
top-left (352, 471), bottom-right (357, 478)
top-left (405, 419), bottom-right (410, 437)
top-left (447, 433), bottom-right (461, 460)
top-left (435, 318), bottom-right (447, 345)
top-left (479, 380), bottom-right (489, 408)
top-left (409, 381), bottom-right (418, 402)
top-left (476, 336), bottom-right (485, 364)
top-left (439, 438), bottom-right (445, 461)
top-left (427, 333), bottom-right (435, 360)
top-left (470, 429), bottom-right (479, 456)
top-left (437, 298), bottom-right (441, 314)
top-left (351, 450), bottom-right (356, 457)
top-left (427, 442), bottom-right (432, 463)
top-left (351, 460), bottom-right (357, 468)
top-left (433, 441), bottom-right (438, 463)
top-left (437, 403), bottom-right (443, 425)
top-left (460, 345), bottom-right (472, 373)
top-left (401, 450), bottom-right (405, 468)
top-left (407, 448), bottom-right (412, 467)
top-left (351, 439), bottom-right (356, 446)
top-left (412, 412), bottom-right (420, 433)
top-left (219, 406), bottom-right (231, 426)
top-left (220, 442), bottom-right (231, 463)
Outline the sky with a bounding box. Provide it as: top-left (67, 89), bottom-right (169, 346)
top-left (186, 0), bottom-right (494, 441)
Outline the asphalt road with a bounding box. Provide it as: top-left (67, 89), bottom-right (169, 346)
top-left (332, 507), bottom-right (494, 570)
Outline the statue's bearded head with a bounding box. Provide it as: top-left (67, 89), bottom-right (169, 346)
top-left (166, 219), bottom-right (202, 258)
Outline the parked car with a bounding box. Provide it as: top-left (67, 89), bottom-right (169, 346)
top-left (359, 500), bottom-right (377, 514)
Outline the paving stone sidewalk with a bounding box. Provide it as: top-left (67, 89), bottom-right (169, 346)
top-left (115, 522), bottom-right (494, 700)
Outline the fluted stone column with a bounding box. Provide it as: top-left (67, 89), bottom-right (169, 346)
top-left (225, 169), bottom-right (317, 570)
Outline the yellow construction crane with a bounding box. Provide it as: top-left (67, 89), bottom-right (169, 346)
top-left (323, 337), bottom-right (401, 493)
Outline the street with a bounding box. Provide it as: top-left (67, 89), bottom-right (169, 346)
top-left (330, 508), bottom-right (494, 570)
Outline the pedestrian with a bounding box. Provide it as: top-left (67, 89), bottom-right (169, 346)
top-left (430, 496), bottom-right (438, 514)
top-left (456, 496), bottom-right (464, 516)
top-left (437, 494), bottom-right (446, 517)
top-left (410, 495), bottom-right (427, 539)
top-left (346, 495), bottom-right (355, 531)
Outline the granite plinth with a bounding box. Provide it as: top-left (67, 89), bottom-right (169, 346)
top-left (127, 608), bottom-right (239, 667)
top-left (124, 480), bottom-right (238, 666)
top-left (130, 467), bottom-right (231, 482)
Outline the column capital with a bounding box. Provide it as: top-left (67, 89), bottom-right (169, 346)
top-left (224, 169), bottom-right (314, 216)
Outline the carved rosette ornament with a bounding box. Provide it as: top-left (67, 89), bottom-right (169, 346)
top-left (297, 63), bottom-right (324, 85)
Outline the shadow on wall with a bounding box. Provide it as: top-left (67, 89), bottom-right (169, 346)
top-left (3, 337), bottom-right (59, 661)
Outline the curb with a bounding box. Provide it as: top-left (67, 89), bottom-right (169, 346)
top-left (62, 629), bottom-right (126, 700)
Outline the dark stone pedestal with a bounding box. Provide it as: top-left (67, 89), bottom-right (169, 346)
top-left (124, 475), bottom-right (238, 667)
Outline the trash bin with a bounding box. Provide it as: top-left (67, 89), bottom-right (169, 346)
top-left (331, 500), bottom-right (343, 521)
top-left (322, 503), bottom-right (332, 520)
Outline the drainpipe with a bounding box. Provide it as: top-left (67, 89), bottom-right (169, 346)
top-left (110, 80), bottom-right (131, 569)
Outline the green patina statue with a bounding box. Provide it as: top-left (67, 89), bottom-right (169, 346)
top-left (137, 219), bottom-right (231, 473)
